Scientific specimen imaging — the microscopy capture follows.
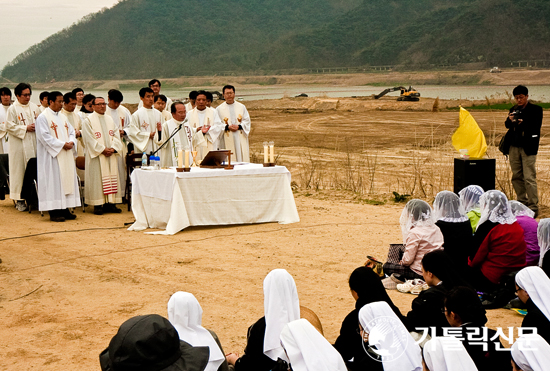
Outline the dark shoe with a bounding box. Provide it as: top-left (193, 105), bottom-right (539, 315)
top-left (94, 205), bottom-right (104, 215)
top-left (63, 209), bottom-right (77, 220)
top-left (104, 203), bottom-right (122, 213)
top-left (50, 216), bottom-right (65, 222)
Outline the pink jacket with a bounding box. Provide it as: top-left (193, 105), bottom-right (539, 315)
top-left (400, 224), bottom-right (444, 275)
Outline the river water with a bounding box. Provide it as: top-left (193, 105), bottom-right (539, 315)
top-left (30, 84), bottom-right (550, 105)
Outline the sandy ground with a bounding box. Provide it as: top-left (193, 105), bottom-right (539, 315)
top-left (11, 68), bottom-right (550, 91)
top-left (0, 97), bottom-right (538, 370)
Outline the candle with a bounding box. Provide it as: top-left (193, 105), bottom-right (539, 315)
top-left (263, 142), bottom-right (269, 163)
top-left (178, 149), bottom-right (183, 168)
top-left (184, 150), bottom-right (189, 168)
top-left (269, 142), bottom-right (275, 163)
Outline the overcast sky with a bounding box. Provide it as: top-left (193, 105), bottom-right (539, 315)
top-left (0, 0), bottom-right (120, 70)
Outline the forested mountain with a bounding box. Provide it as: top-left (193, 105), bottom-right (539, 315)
top-left (2, 0), bottom-right (549, 81)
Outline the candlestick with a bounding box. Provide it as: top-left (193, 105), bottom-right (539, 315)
top-left (178, 149), bottom-right (183, 168)
top-left (269, 141), bottom-right (275, 163)
top-left (184, 150), bottom-right (189, 168)
top-left (263, 142), bottom-right (269, 164)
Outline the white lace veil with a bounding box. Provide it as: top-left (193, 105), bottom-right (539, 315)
top-left (476, 190), bottom-right (516, 230)
top-left (509, 200), bottom-right (536, 218)
top-left (458, 185), bottom-right (484, 213)
top-left (538, 218), bottom-right (550, 266)
top-left (400, 199), bottom-right (435, 242)
top-left (433, 191), bottom-right (469, 223)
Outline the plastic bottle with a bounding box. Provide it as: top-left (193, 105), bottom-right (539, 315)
top-left (155, 156), bottom-right (160, 170)
top-left (142, 152), bottom-right (147, 167)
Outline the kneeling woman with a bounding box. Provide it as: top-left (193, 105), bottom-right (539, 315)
top-left (226, 269), bottom-right (300, 371)
top-left (469, 190), bottom-right (526, 293)
top-left (383, 199), bottom-right (444, 280)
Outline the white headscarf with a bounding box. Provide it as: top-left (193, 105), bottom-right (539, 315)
top-left (458, 185), bottom-right (484, 213)
top-left (423, 337), bottom-right (478, 371)
top-left (280, 319), bottom-right (347, 371)
top-left (538, 218), bottom-right (550, 266)
top-left (433, 191), bottom-right (469, 223)
top-left (515, 266), bottom-right (550, 322)
top-left (509, 200), bottom-right (536, 218)
top-left (263, 269), bottom-right (300, 361)
top-left (358, 301), bottom-right (422, 371)
top-left (511, 334), bottom-right (550, 371)
top-left (167, 292), bottom-right (224, 371)
top-left (476, 190), bottom-right (516, 231)
top-left (400, 199), bottom-right (436, 243)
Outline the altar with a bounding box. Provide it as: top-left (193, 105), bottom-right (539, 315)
top-left (128, 164), bottom-right (300, 235)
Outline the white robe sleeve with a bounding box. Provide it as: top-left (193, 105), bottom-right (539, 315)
top-left (36, 114), bottom-right (65, 158)
top-left (5, 106), bottom-right (28, 140)
top-left (206, 110), bottom-right (223, 144)
top-left (126, 112), bottom-right (151, 152)
top-left (240, 105), bottom-right (251, 136)
top-left (82, 117), bottom-right (106, 159)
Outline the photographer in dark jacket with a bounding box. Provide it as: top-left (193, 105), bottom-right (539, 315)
top-left (505, 85), bottom-right (543, 217)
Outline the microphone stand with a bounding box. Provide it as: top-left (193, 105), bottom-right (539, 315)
top-left (152, 119), bottom-right (187, 156)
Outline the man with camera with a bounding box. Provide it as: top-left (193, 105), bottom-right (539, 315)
top-left (505, 85), bottom-right (543, 217)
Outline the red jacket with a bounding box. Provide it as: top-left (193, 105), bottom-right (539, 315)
top-left (469, 222), bottom-right (526, 284)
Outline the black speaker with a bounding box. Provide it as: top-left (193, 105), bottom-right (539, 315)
top-left (454, 158), bottom-right (496, 194)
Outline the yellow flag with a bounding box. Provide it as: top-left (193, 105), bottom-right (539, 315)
top-left (452, 107), bottom-right (487, 158)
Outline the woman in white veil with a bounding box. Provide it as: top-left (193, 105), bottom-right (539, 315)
top-left (458, 185), bottom-right (484, 233)
top-left (468, 190), bottom-right (526, 292)
top-left (510, 200), bottom-right (540, 266)
top-left (511, 334), bottom-right (550, 371)
top-left (167, 292), bottom-right (227, 371)
top-left (225, 269), bottom-right (300, 371)
top-left (382, 199), bottom-right (444, 280)
top-left (538, 219), bottom-right (550, 277)
top-left (432, 191), bottom-right (472, 271)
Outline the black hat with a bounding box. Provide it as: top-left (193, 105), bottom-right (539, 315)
top-left (100, 314), bottom-right (209, 371)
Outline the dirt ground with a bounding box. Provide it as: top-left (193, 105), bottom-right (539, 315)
top-left (0, 96), bottom-right (539, 370)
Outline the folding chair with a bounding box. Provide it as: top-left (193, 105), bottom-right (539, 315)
top-left (125, 153), bottom-right (145, 211)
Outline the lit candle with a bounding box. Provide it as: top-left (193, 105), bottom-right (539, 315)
top-left (269, 141), bottom-right (274, 163)
top-left (263, 142), bottom-right (269, 163)
top-left (184, 150), bottom-right (189, 168)
top-left (178, 149), bottom-right (183, 168)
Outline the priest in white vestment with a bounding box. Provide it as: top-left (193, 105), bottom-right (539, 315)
top-left (127, 87), bottom-right (165, 157)
top-left (72, 88), bottom-right (84, 112)
top-left (162, 102), bottom-right (194, 167)
top-left (107, 89), bottom-right (133, 193)
top-left (137, 79), bottom-right (173, 113)
top-left (35, 91), bottom-right (80, 222)
top-left (155, 95), bottom-right (173, 123)
top-left (5, 83), bottom-right (40, 211)
top-left (185, 91), bottom-right (198, 114)
top-left (0, 87), bottom-right (12, 154)
top-left (62, 92), bottom-right (85, 181)
top-left (82, 97), bottom-right (123, 215)
top-left (216, 85), bottom-right (251, 162)
top-left (187, 91), bottom-right (223, 163)
top-left (38, 91), bottom-right (49, 113)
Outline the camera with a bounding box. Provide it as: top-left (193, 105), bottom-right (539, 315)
top-left (510, 110), bottom-right (523, 123)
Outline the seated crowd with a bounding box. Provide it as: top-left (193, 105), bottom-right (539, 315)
top-left (0, 80), bottom-right (251, 221)
top-left (103, 188), bottom-right (550, 371)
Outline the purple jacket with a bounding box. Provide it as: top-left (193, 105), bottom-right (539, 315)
top-left (516, 215), bottom-right (540, 266)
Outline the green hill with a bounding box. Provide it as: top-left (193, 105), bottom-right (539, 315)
top-left (263, 0), bottom-right (550, 68)
top-left (1, 0), bottom-right (361, 81)
top-left (2, 0), bottom-right (550, 81)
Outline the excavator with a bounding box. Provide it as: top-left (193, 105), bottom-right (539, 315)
top-left (374, 86), bottom-right (421, 101)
